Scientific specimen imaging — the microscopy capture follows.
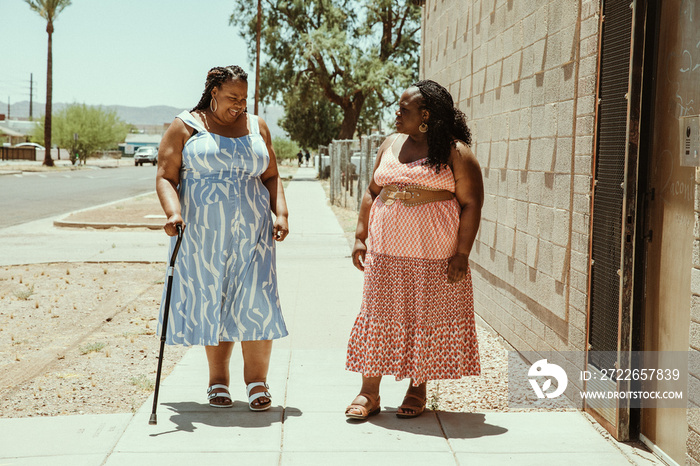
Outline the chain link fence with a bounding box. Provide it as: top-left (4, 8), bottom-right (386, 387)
top-left (321, 133), bottom-right (385, 211)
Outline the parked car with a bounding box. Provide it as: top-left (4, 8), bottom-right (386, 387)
top-left (14, 142), bottom-right (45, 150)
top-left (134, 146), bottom-right (158, 166)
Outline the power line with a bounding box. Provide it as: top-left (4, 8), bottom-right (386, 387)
top-left (30, 73), bottom-right (34, 119)
top-left (0, 76), bottom-right (41, 100)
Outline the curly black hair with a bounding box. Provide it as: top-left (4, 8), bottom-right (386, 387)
top-left (191, 65), bottom-right (249, 112)
top-left (413, 80), bottom-right (471, 173)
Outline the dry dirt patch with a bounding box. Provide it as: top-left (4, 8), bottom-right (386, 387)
top-left (0, 262), bottom-right (187, 417)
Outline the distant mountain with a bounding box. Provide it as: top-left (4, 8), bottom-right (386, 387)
top-left (0, 101), bottom-right (287, 138)
top-left (0, 100), bottom-right (44, 121)
top-left (111, 105), bottom-right (190, 126)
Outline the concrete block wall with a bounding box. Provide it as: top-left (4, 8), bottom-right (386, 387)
top-left (421, 0), bottom-right (600, 358)
top-left (689, 167), bottom-right (700, 464)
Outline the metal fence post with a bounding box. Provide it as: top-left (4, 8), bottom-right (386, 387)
top-left (331, 142), bottom-right (341, 205)
top-left (327, 134), bottom-right (385, 210)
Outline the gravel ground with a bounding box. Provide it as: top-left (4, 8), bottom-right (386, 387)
top-left (0, 262), bottom-right (188, 418)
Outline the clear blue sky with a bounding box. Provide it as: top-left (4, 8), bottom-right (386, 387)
top-left (2, 0), bottom-right (253, 110)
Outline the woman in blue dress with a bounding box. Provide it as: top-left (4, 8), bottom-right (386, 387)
top-left (156, 65), bottom-right (289, 411)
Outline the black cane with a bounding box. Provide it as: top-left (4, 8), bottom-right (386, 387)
top-left (149, 224), bottom-right (183, 425)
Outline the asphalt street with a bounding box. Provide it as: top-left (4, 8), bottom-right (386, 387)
top-left (0, 165), bottom-right (157, 228)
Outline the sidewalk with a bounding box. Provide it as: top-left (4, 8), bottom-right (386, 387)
top-left (0, 167), bottom-right (660, 465)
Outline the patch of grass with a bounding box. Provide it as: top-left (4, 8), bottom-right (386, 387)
top-left (130, 374), bottom-right (155, 392)
top-left (13, 284), bottom-right (35, 300)
top-left (79, 342), bottom-right (106, 355)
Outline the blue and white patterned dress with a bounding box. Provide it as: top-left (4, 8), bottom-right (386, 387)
top-left (158, 110), bottom-right (288, 346)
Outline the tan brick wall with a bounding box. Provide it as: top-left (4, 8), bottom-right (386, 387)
top-left (421, 0), bottom-right (599, 357)
top-left (691, 169), bottom-right (700, 464)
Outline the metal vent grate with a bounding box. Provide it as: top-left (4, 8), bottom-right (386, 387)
top-left (589, 0), bottom-right (633, 372)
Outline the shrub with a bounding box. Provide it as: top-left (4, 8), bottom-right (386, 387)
top-left (80, 342), bottom-right (106, 355)
top-left (272, 137), bottom-right (300, 161)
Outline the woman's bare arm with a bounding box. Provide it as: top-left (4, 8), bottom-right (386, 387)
top-left (352, 136), bottom-right (393, 271)
top-left (258, 116), bottom-right (289, 241)
top-left (447, 142), bottom-right (484, 283)
top-left (156, 117), bottom-right (189, 237)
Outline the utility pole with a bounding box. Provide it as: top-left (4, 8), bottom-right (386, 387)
top-left (7, 97), bottom-right (10, 120)
top-left (29, 73), bottom-right (34, 119)
top-left (254, 0), bottom-right (261, 115)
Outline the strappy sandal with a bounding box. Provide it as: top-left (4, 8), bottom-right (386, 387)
top-left (345, 394), bottom-right (381, 420)
top-left (396, 393), bottom-right (426, 419)
top-left (246, 382), bottom-right (272, 411)
top-left (207, 384), bottom-right (233, 408)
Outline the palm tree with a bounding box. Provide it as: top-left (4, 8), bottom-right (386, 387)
top-left (24, 0), bottom-right (72, 167)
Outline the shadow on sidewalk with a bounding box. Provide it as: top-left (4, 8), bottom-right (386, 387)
top-left (356, 411), bottom-right (508, 439)
top-left (150, 402), bottom-right (303, 436)
top-left (288, 178), bottom-right (319, 182)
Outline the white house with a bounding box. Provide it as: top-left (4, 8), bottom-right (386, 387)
top-left (120, 133), bottom-right (162, 155)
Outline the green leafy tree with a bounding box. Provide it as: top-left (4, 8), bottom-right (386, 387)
top-left (231, 0), bottom-right (421, 140)
top-left (355, 91), bottom-right (389, 136)
top-left (24, 0), bottom-right (72, 167)
top-left (279, 76), bottom-right (342, 148)
top-left (32, 104), bottom-right (128, 164)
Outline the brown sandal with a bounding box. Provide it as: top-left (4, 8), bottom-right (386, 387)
top-left (345, 394), bottom-right (381, 420)
top-left (396, 393), bottom-right (426, 419)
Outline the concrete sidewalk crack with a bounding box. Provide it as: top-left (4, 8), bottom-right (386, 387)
top-left (278, 348), bottom-right (293, 466)
top-left (436, 412), bottom-right (460, 465)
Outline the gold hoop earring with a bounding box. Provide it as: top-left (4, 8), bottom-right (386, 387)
top-left (419, 122), bottom-right (428, 133)
top-left (210, 98), bottom-right (218, 112)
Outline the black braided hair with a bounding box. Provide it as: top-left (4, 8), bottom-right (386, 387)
top-left (413, 80), bottom-right (471, 173)
top-left (191, 65), bottom-right (249, 112)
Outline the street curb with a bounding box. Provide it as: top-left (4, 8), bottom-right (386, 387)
top-left (2, 260), bottom-right (161, 267)
top-left (52, 220), bottom-right (162, 230)
top-left (0, 170), bottom-right (22, 176)
top-left (52, 191), bottom-right (161, 230)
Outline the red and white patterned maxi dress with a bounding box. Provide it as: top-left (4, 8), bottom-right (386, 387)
top-left (345, 137), bottom-right (481, 385)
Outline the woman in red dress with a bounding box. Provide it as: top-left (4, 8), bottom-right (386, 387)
top-left (345, 80), bottom-right (484, 419)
